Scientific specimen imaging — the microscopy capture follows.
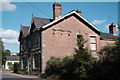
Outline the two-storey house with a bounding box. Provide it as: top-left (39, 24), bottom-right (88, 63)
top-left (18, 2), bottom-right (118, 73)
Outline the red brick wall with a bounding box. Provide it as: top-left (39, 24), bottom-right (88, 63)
top-left (41, 15), bottom-right (103, 71)
top-left (41, 15), bottom-right (116, 72)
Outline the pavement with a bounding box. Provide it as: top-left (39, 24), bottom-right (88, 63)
top-left (1, 70), bottom-right (41, 80)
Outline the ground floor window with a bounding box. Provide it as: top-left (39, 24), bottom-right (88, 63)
top-left (23, 57), bottom-right (27, 69)
top-left (33, 54), bottom-right (40, 69)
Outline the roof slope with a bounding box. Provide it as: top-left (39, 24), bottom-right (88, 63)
top-left (7, 56), bottom-right (19, 61)
top-left (18, 26), bottom-right (29, 41)
top-left (21, 26), bottom-right (29, 37)
top-left (100, 33), bottom-right (118, 40)
top-left (33, 17), bottom-right (53, 28)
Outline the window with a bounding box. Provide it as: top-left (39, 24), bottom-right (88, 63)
top-left (77, 34), bottom-right (82, 38)
top-left (33, 54), bottom-right (40, 69)
top-left (36, 34), bottom-right (39, 46)
top-left (28, 40), bottom-right (31, 48)
top-left (90, 36), bottom-right (96, 50)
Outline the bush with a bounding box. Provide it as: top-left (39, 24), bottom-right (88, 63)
top-left (89, 38), bottom-right (120, 80)
top-left (17, 70), bottom-right (28, 75)
top-left (45, 57), bottom-right (62, 78)
top-left (44, 34), bottom-right (94, 80)
top-left (14, 62), bottom-right (20, 73)
top-left (8, 62), bottom-right (14, 70)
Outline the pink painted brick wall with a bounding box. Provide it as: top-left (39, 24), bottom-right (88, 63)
top-left (41, 15), bottom-right (115, 71)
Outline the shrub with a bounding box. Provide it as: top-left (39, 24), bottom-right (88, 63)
top-left (8, 62), bottom-right (14, 70)
top-left (45, 57), bottom-right (62, 78)
top-left (14, 62), bottom-right (20, 73)
top-left (44, 34), bottom-right (94, 80)
top-left (89, 38), bottom-right (120, 80)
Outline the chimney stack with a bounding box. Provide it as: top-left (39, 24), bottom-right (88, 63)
top-left (76, 9), bottom-right (82, 15)
top-left (53, 2), bottom-right (62, 20)
top-left (109, 23), bottom-right (116, 35)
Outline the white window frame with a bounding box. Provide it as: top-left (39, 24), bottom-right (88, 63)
top-left (90, 35), bottom-right (97, 51)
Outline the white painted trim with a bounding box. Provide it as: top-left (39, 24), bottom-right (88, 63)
top-left (89, 35), bottom-right (97, 51)
top-left (42, 11), bottom-right (100, 33)
top-left (89, 34), bottom-right (98, 37)
top-left (5, 61), bottom-right (20, 70)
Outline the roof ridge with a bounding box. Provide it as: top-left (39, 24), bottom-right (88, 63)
top-left (42, 10), bottom-right (101, 35)
top-left (21, 26), bottom-right (29, 28)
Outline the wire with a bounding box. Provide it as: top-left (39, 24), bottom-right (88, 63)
top-left (23, 0), bottom-right (52, 18)
top-left (23, 0), bottom-right (53, 28)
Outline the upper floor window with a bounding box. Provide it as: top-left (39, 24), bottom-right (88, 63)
top-left (21, 40), bottom-right (26, 50)
top-left (32, 33), bottom-right (39, 47)
top-left (35, 34), bottom-right (39, 46)
top-left (90, 36), bottom-right (96, 51)
top-left (28, 40), bottom-right (31, 48)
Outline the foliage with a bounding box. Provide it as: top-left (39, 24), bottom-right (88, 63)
top-left (89, 37), bottom-right (120, 80)
top-left (60, 35), bottom-right (94, 80)
top-left (0, 38), bottom-right (4, 68)
top-left (8, 62), bottom-right (14, 70)
top-left (44, 34), bottom-right (120, 80)
top-left (2, 50), bottom-right (11, 66)
top-left (76, 34), bottom-right (85, 50)
top-left (45, 57), bottom-right (62, 78)
top-left (17, 70), bottom-right (28, 75)
top-left (0, 38), bottom-right (4, 54)
top-left (44, 34), bottom-right (94, 80)
top-left (14, 62), bottom-right (20, 73)
top-left (17, 53), bottom-right (20, 56)
top-left (99, 38), bottom-right (120, 62)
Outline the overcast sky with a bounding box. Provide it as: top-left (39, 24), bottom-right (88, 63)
top-left (1, 1), bottom-right (119, 53)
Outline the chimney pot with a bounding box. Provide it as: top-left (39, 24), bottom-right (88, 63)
top-left (76, 9), bottom-right (82, 15)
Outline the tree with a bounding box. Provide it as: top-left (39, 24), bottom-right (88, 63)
top-left (0, 38), bottom-right (4, 54)
top-left (60, 34), bottom-right (94, 80)
top-left (45, 57), bottom-right (62, 78)
top-left (90, 37), bottom-right (120, 80)
top-left (2, 50), bottom-right (11, 67)
top-left (44, 34), bottom-right (94, 80)
top-left (0, 38), bottom-right (4, 68)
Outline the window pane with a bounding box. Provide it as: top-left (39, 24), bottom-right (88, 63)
top-left (91, 44), bottom-right (96, 50)
top-left (90, 37), bottom-right (96, 43)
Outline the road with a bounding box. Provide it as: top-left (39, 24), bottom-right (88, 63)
top-left (1, 70), bottom-right (40, 80)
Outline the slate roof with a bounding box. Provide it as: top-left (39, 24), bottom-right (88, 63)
top-left (32, 17), bottom-right (53, 28)
top-left (100, 33), bottom-right (118, 40)
top-left (18, 11), bottom-right (118, 41)
top-left (7, 56), bottom-right (19, 61)
top-left (21, 26), bottom-right (29, 37)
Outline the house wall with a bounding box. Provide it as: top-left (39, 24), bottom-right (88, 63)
top-left (100, 40), bottom-right (115, 47)
top-left (41, 15), bottom-right (102, 71)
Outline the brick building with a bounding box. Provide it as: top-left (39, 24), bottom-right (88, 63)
top-left (18, 2), bottom-right (118, 73)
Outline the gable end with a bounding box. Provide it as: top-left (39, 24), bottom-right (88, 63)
top-left (41, 11), bottom-right (101, 35)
